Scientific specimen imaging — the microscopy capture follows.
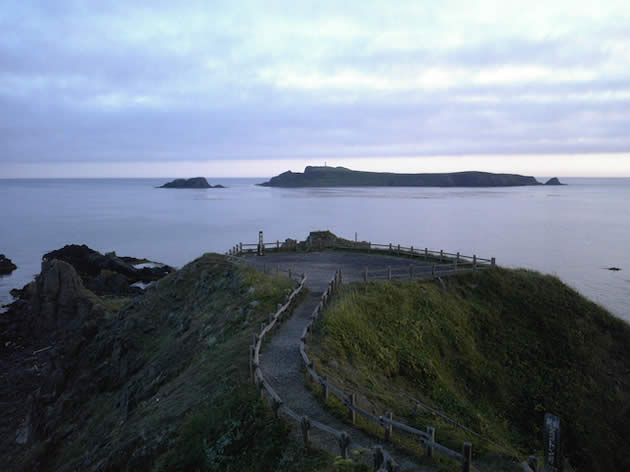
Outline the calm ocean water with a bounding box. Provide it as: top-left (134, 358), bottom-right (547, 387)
top-left (1, 178), bottom-right (628, 321)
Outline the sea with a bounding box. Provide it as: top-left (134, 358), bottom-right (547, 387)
top-left (0, 178), bottom-right (628, 322)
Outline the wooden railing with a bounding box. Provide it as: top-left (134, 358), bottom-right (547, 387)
top-left (228, 238), bottom-right (496, 278)
top-left (300, 269), bottom-right (475, 472)
top-left (228, 260), bottom-right (403, 469)
top-left (227, 241), bottom-right (488, 470)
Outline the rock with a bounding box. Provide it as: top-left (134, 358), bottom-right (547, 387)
top-left (158, 177), bottom-right (225, 189)
top-left (306, 230), bottom-right (338, 249)
top-left (29, 259), bottom-right (105, 333)
top-left (43, 244), bottom-right (174, 295)
top-left (0, 254), bottom-right (17, 274)
top-left (545, 177), bottom-right (564, 185)
top-left (282, 238), bottom-right (298, 249)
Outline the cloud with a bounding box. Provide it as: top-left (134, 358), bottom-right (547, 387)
top-left (0, 0), bottom-right (629, 174)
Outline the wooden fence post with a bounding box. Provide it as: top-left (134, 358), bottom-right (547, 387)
top-left (410, 245), bottom-right (414, 256)
top-left (491, 257), bottom-right (496, 266)
top-left (472, 255), bottom-right (477, 271)
top-left (383, 412), bottom-right (393, 442)
top-left (462, 442), bottom-right (472, 472)
top-left (426, 426), bottom-right (435, 457)
top-left (272, 398), bottom-right (282, 418)
top-left (349, 393), bottom-right (356, 425)
top-left (339, 268), bottom-right (343, 285)
top-left (277, 240), bottom-right (280, 250)
top-left (301, 416), bottom-right (311, 449)
top-left (257, 376), bottom-right (264, 400)
top-left (440, 249), bottom-right (444, 262)
top-left (338, 432), bottom-right (351, 460)
top-left (368, 241), bottom-right (371, 253)
top-left (322, 374), bottom-right (329, 401)
top-left (527, 456), bottom-right (538, 471)
top-left (424, 248), bottom-right (428, 260)
top-left (373, 446), bottom-right (385, 470)
top-left (456, 252), bottom-right (460, 263)
top-left (249, 344), bottom-right (255, 383)
top-left (397, 244), bottom-right (400, 255)
top-left (239, 242), bottom-right (243, 253)
top-left (432, 264), bottom-right (436, 277)
top-left (389, 243), bottom-right (392, 253)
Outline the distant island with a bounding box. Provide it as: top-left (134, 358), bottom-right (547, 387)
top-left (259, 166), bottom-right (564, 187)
top-left (158, 177), bottom-right (225, 189)
top-left (0, 254), bottom-right (17, 275)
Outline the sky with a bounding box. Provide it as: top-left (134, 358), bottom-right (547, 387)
top-left (1, 0), bottom-right (630, 177)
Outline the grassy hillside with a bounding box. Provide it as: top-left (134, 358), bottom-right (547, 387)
top-left (10, 254), bottom-right (337, 472)
top-left (310, 267), bottom-right (630, 471)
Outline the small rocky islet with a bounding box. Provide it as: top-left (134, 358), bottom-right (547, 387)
top-left (0, 254), bottom-right (17, 274)
top-left (158, 177), bottom-right (225, 189)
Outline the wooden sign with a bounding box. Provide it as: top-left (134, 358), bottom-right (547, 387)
top-left (543, 413), bottom-right (563, 471)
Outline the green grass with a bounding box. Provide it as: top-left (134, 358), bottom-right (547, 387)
top-left (310, 267), bottom-right (630, 472)
top-left (18, 254), bottom-right (340, 472)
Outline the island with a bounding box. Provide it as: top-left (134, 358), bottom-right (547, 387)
top-left (259, 166), bottom-right (564, 187)
top-left (158, 177), bottom-right (225, 189)
top-left (0, 254), bottom-right (17, 274)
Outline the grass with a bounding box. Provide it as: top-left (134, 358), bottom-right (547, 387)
top-left (18, 254), bottom-right (347, 472)
top-left (310, 267), bottom-right (630, 472)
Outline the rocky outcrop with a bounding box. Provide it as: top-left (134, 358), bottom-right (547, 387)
top-left (0, 251), bottom-right (284, 471)
top-left (259, 166), bottom-right (544, 187)
top-left (0, 259), bottom-right (107, 449)
top-left (158, 177), bottom-right (225, 189)
top-left (43, 244), bottom-right (173, 295)
top-left (545, 177), bottom-right (564, 185)
top-left (30, 259), bottom-right (105, 333)
top-left (0, 254), bottom-right (17, 274)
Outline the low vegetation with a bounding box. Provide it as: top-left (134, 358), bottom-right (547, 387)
top-left (310, 267), bottom-right (630, 472)
top-left (10, 254), bottom-right (339, 471)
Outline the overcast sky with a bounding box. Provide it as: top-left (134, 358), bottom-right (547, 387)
top-left (2, 0), bottom-right (630, 177)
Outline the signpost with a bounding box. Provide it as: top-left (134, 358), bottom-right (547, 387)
top-left (258, 231), bottom-right (264, 256)
top-left (543, 413), bottom-right (563, 471)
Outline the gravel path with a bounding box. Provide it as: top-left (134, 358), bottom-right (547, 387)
top-left (245, 251), bottom-right (438, 471)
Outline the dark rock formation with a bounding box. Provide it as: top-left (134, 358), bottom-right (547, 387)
top-left (158, 177), bottom-right (224, 189)
top-left (0, 252), bottom-right (281, 471)
top-left (545, 177), bottom-right (565, 185)
top-left (0, 259), bottom-right (107, 449)
top-left (43, 244), bottom-right (174, 296)
top-left (0, 254), bottom-right (17, 274)
top-left (259, 166), bottom-right (544, 187)
top-left (30, 259), bottom-right (105, 334)
top-left (607, 267), bottom-right (621, 271)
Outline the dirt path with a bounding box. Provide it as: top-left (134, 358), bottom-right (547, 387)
top-left (245, 251), bottom-right (437, 471)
